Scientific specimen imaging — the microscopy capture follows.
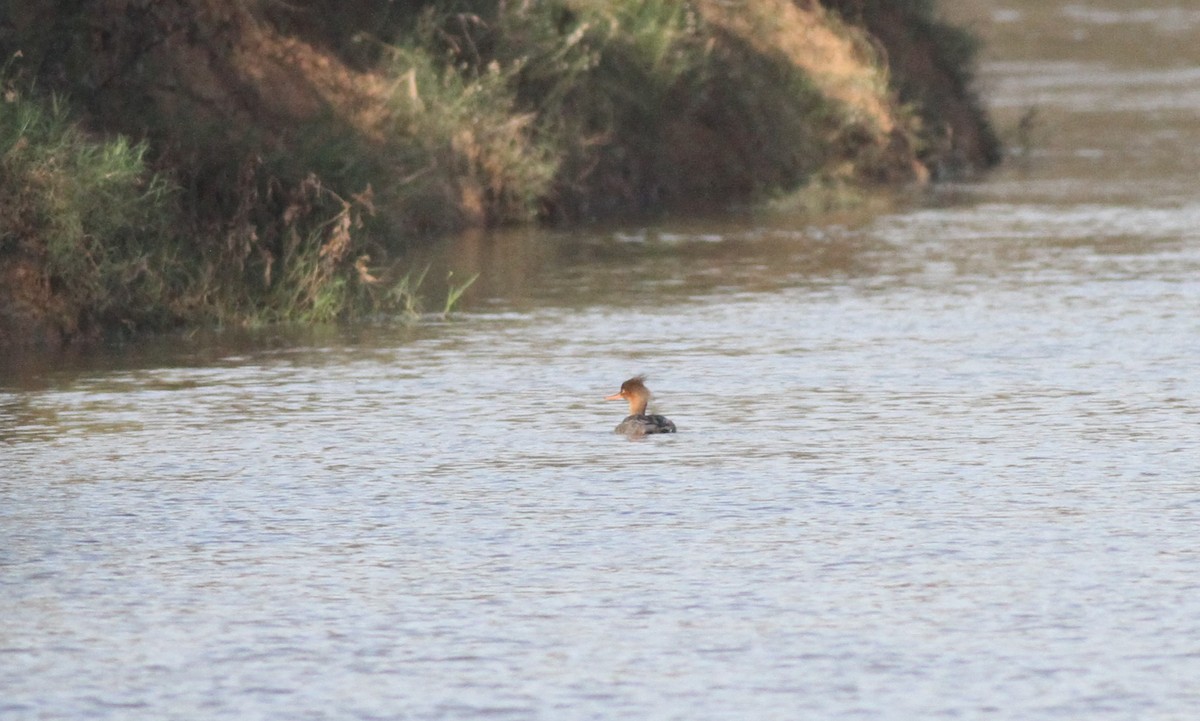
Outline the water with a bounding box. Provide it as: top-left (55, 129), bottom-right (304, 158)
top-left (4, 2), bottom-right (1200, 718)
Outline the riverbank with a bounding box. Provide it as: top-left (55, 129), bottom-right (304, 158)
top-left (0, 0), bottom-right (998, 347)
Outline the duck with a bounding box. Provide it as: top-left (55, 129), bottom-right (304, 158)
top-left (605, 376), bottom-right (677, 435)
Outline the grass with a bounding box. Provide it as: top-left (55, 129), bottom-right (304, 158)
top-left (374, 32), bottom-right (560, 229)
top-left (0, 81), bottom-right (180, 337)
top-left (0, 71), bottom-right (467, 341)
top-left (2, 1), bottom-right (995, 344)
top-left (426, 0), bottom-right (845, 216)
top-left (442, 270), bottom-right (479, 318)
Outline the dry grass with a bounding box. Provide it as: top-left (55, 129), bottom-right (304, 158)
top-left (697, 0), bottom-right (894, 134)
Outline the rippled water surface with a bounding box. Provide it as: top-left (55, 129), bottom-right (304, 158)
top-left (4, 2), bottom-right (1200, 719)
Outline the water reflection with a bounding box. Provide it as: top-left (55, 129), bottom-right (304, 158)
top-left (409, 214), bottom-right (893, 312)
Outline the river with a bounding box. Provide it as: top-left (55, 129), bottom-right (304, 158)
top-left (3, 1), bottom-right (1200, 719)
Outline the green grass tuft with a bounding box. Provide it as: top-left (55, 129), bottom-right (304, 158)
top-left (1, 81), bottom-right (181, 337)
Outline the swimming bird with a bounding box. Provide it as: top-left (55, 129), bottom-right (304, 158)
top-left (605, 376), bottom-right (677, 435)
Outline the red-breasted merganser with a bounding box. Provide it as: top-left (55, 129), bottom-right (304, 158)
top-left (605, 376), bottom-right (677, 435)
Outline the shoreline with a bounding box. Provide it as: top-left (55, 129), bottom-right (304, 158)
top-left (0, 0), bottom-right (998, 347)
